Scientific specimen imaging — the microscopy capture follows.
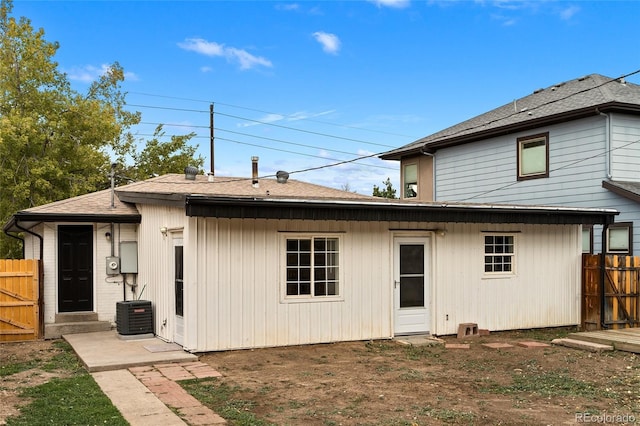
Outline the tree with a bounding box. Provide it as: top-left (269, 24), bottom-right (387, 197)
top-left (0, 0), bottom-right (200, 257)
top-left (372, 177), bottom-right (397, 199)
top-left (119, 125), bottom-right (204, 182)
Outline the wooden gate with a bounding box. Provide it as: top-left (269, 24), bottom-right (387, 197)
top-left (0, 259), bottom-right (42, 342)
top-left (582, 254), bottom-right (640, 331)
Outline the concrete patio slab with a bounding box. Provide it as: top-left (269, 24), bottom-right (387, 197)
top-left (64, 330), bottom-right (197, 372)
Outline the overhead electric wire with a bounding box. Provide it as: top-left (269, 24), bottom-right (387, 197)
top-left (460, 137), bottom-right (640, 202)
top-left (128, 91), bottom-right (419, 139)
top-left (422, 69), bottom-right (640, 144)
top-left (139, 120), bottom-right (380, 159)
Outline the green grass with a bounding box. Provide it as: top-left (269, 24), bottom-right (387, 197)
top-left (180, 377), bottom-right (274, 426)
top-left (480, 371), bottom-right (611, 399)
top-left (3, 340), bottom-right (126, 426)
top-left (6, 375), bottom-right (128, 426)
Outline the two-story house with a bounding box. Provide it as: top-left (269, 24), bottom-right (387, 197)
top-left (382, 73), bottom-right (640, 255)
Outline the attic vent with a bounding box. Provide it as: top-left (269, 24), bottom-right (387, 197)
top-left (276, 170), bottom-right (289, 184)
top-left (184, 166), bottom-right (198, 180)
top-left (533, 88), bottom-right (544, 94)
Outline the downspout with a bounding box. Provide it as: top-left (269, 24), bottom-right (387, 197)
top-left (597, 109), bottom-right (613, 180)
top-left (600, 223), bottom-right (610, 329)
top-left (14, 221), bottom-right (44, 261)
top-left (13, 221), bottom-right (45, 338)
top-left (3, 229), bottom-right (25, 259)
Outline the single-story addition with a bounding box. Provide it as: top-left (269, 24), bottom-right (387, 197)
top-left (4, 171), bottom-right (617, 352)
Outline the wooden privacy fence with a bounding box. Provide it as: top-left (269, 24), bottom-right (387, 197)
top-left (0, 259), bottom-right (42, 342)
top-left (582, 254), bottom-right (640, 331)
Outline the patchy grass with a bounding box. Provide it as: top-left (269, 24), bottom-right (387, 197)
top-left (179, 378), bottom-right (274, 426)
top-left (2, 340), bottom-right (126, 426)
top-left (6, 375), bottom-right (128, 426)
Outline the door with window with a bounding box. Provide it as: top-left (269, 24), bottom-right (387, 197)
top-left (173, 236), bottom-right (184, 345)
top-left (58, 225), bottom-right (93, 312)
top-left (393, 237), bottom-right (431, 335)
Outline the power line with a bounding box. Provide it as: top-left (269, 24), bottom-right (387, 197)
top-left (127, 91), bottom-right (418, 139)
top-left (421, 69), bottom-right (640, 144)
top-left (460, 137), bottom-right (640, 201)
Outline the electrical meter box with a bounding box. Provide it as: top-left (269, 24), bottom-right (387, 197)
top-left (119, 241), bottom-right (138, 274)
top-left (106, 257), bottom-right (120, 275)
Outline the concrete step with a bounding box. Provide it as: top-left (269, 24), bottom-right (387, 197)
top-left (45, 321), bottom-right (112, 339)
top-left (551, 338), bottom-right (614, 352)
top-left (55, 312), bottom-right (99, 323)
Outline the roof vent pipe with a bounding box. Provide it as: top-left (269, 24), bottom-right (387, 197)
top-left (251, 156), bottom-right (259, 188)
top-left (276, 170), bottom-right (289, 184)
top-left (185, 166), bottom-right (198, 180)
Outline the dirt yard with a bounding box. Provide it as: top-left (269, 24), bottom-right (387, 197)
top-left (2, 329), bottom-right (639, 425)
top-left (0, 340), bottom-right (72, 424)
top-left (197, 329), bottom-right (640, 425)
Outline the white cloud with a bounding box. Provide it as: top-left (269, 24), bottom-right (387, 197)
top-left (66, 64), bottom-right (138, 83)
top-left (369, 0), bottom-right (410, 8)
top-left (200, 66), bottom-right (213, 73)
top-left (275, 3), bottom-right (300, 11)
top-left (238, 110), bottom-right (337, 128)
top-left (559, 5), bottom-right (580, 20)
top-left (312, 31), bottom-right (341, 55)
top-left (178, 38), bottom-right (273, 70)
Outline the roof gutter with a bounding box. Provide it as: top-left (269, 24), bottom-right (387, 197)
top-left (185, 195), bottom-right (618, 225)
top-left (11, 218), bottom-right (44, 260)
top-left (3, 225), bottom-right (26, 258)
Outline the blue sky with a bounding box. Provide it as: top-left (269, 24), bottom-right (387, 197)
top-left (13, 0), bottom-right (640, 194)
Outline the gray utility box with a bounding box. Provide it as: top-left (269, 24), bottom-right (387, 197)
top-left (116, 300), bottom-right (153, 335)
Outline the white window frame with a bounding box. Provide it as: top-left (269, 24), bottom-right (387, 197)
top-left (280, 233), bottom-right (343, 303)
top-left (517, 133), bottom-right (549, 180)
top-left (483, 233), bottom-right (517, 277)
top-left (403, 163), bottom-right (418, 199)
top-left (606, 223), bottom-right (632, 255)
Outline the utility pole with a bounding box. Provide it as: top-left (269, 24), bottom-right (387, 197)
top-left (210, 103), bottom-right (215, 177)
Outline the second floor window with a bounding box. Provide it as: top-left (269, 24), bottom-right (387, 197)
top-left (403, 163), bottom-right (418, 198)
top-left (517, 133), bottom-right (549, 180)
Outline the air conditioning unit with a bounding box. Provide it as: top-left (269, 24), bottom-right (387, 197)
top-left (116, 300), bottom-right (153, 335)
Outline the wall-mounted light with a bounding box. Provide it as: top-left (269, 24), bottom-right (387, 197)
top-left (160, 226), bottom-right (168, 237)
top-left (436, 229), bottom-right (447, 237)
top-left (105, 232), bottom-right (112, 241)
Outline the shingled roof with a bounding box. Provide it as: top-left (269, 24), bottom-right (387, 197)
top-left (115, 173), bottom-right (376, 206)
top-left (381, 73), bottom-right (640, 160)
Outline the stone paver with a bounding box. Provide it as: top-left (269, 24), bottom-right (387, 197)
top-left (482, 342), bottom-right (515, 349)
top-left (129, 361), bottom-right (227, 425)
top-left (445, 343), bottom-right (470, 349)
top-left (517, 341), bottom-right (551, 348)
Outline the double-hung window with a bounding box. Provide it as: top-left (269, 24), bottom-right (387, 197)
top-left (484, 234), bottom-right (516, 274)
top-left (284, 235), bottom-right (341, 300)
top-left (517, 133), bottom-right (549, 180)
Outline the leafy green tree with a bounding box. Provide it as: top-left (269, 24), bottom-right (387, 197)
top-left (372, 177), bottom-right (397, 199)
top-left (0, 0), bottom-right (200, 257)
top-left (119, 125), bottom-right (204, 182)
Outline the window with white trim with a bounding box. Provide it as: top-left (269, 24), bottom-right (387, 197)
top-left (285, 236), bottom-right (340, 298)
top-left (403, 163), bottom-right (418, 199)
top-left (607, 223), bottom-right (632, 255)
top-left (484, 235), bottom-right (515, 273)
top-left (517, 133), bottom-right (549, 180)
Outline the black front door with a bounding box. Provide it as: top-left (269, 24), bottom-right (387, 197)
top-left (58, 225), bottom-right (93, 312)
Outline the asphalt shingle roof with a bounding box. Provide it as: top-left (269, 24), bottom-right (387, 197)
top-left (382, 73), bottom-right (640, 159)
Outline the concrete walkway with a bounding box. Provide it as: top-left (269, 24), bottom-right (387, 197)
top-left (64, 331), bottom-right (226, 425)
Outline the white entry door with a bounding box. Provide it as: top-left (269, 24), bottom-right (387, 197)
top-left (394, 237), bottom-right (431, 335)
top-left (173, 236), bottom-right (184, 346)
